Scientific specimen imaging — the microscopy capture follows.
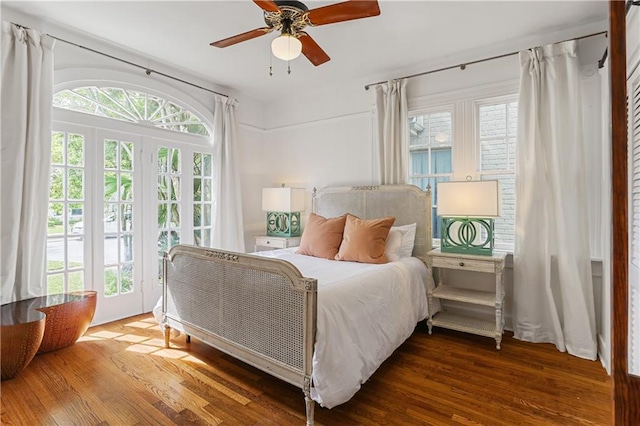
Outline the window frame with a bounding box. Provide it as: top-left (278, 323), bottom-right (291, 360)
top-left (407, 81), bottom-right (519, 251)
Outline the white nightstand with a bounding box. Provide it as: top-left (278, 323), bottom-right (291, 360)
top-left (254, 235), bottom-right (301, 252)
top-left (425, 248), bottom-right (507, 350)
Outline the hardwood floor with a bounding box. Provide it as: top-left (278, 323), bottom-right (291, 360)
top-left (1, 314), bottom-right (612, 425)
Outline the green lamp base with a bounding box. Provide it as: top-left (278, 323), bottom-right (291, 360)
top-left (440, 217), bottom-right (494, 256)
top-left (266, 211), bottom-right (301, 237)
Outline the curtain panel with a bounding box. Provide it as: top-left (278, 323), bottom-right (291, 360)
top-left (374, 79), bottom-right (408, 184)
top-left (513, 40), bottom-right (597, 360)
top-left (211, 95), bottom-right (245, 252)
top-left (1, 22), bottom-right (55, 304)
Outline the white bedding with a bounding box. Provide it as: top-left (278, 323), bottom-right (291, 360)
top-left (153, 247), bottom-right (435, 409)
top-left (257, 247), bottom-right (434, 409)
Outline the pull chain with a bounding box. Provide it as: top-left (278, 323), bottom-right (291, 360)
top-left (269, 49), bottom-right (273, 76)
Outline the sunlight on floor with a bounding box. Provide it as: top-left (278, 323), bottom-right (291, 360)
top-left (77, 335), bottom-right (104, 342)
top-left (124, 320), bottom-right (155, 329)
top-left (126, 344), bottom-right (160, 354)
top-left (80, 318), bottom-right (206, 361)
top-left (115, 333), bottom-right (149, 343)
top-left (90, 330), bottom-right (123, 339)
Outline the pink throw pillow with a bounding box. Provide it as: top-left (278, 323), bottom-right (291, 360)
top-left (335, 214), bottom-right (395, 264)
top-left (296, 213), bottom-right (347, 260)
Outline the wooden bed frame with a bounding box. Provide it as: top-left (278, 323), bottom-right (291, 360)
top-left (162, 184), bottom-right (432, 425)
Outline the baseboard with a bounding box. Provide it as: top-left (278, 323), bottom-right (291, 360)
top-left (598, 333), bottom-right (611, 374)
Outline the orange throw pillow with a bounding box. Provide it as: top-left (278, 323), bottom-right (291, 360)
top-left (296, 213), bottom-right (347, 260)
top-left (335, 214), bottom-right (395, 264)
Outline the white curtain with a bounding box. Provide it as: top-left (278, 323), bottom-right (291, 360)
top-left (1, 22), bottom-right (55, 304)
top-left (374, 79), bottom-right (408, 184)
top-left (211, 95), bottom-right (245, 252)
top-left (513, 40), bottom-right (596, 360)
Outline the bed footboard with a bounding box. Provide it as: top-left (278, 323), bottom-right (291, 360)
top-left (162, 244), bottom-right (317, 425)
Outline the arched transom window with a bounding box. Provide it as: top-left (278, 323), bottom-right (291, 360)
top-left (53, 86), bottom-right (210, 136)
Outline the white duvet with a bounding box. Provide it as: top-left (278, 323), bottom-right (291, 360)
top-left (153, 248), bottom-right (435, 409)
top-left (257, 248), bottom-right (434, 409)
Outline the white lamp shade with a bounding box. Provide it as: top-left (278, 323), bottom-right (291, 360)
top-left (262, 187), bottom-right (305, 212)
top-left (437, 180), bottom-right (501, 217)
top-left (271, 35), bottom-right (302, 61)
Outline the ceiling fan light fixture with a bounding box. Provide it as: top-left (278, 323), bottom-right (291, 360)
top-left (271, 34), bottom-right (302, 61)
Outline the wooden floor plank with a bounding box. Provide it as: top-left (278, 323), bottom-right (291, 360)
top-left (1, 314), bottom-right (612, 425)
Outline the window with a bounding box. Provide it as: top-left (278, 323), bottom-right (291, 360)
top-left (408, 89), bottom-right (518, 250)
top-left (54, 87), bottom-right (210, 136)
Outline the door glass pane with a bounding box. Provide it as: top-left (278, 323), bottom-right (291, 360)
top-left (51, 132), bottom-right (64, 165)
top-left (47, 274), bottom-right (64, 294)
top-left (121, 235), bottom-right (134, 263)
top-left (47, 239), bottom-right (65, 272)
top-left (158, 176), bottom-right (168, 200)
top-left (50, 167), bottom-right (64, 200)
top-left (121, 173), bottom-right (133, 201)
top-left (121, 142), bottom-right (133, 171)
top-left (67, 168), bottom-right (84, 200)
top-left (68, 271), bottom-right (84, 292)
top-left (171, 177), bottom-right (180, 201)
top-left (104, 267), bottom-right (118, 297)
top-left (67, 134), bottom-right (84, 166)
top-left (104, 172), bottom-right (118, 201)
top-left (121, 265), bottom-right (133, 294)
top-left (158, 147), bottom-right (168, 173)
top-left (104, 140), bottom-right (118, 169)
top-left (104, 236), bottom-right (118, 265)
top-left (170, 148), bottom-right (181, 173)
top-left (48, 202), bottom-right (64, 236)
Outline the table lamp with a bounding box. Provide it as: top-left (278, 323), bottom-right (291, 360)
top-left (262, 186), bottom-right (305, 237)
top-left (436, 180), bottom-right (500, 256)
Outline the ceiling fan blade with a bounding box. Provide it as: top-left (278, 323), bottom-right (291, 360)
top-left (306, 0), bottom-right (380, 26)
top-left (253, 0), bottom-right (280, 13)
top-left (299, 33), bottom-right (330, 66)
top-left (210, 27), bottom-right (272, 48)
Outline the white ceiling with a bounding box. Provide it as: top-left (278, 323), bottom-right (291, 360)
top-left (4, 1), bottom-right (608, 102)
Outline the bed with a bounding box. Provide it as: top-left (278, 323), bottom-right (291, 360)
top-left (161, 184), bottom-right (434, 425)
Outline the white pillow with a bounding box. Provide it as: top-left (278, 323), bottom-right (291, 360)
top-left (384, 229), bottom-right (403, 262)
top-left (384, 223), bottom-right (417, 261)
top-left (394, 223), bottom-right (417, 258)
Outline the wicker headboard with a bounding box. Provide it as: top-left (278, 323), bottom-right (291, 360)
top-left (312, 185), bottom-right (433, 258)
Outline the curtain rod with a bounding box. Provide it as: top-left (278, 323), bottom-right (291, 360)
top-left (364, 30), bottom-right (608, 91)
top-left (11, 22), bottom-right (229, 99)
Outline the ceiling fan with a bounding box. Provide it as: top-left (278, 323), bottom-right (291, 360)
top-left (210, 0), bottom-right (381, 66)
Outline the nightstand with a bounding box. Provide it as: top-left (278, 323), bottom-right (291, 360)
top-left (254, 235), bottom-right (301, 252)
top-left (425, 248), bottom-right (507, 349)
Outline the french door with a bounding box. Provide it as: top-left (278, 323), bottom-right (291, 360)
top-left (49, 118), bottom-right (213, 324)
top-left (93, 130), bottom-right (144, 324)
top-left (142, 138), bottom-right (216, 312)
